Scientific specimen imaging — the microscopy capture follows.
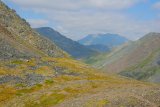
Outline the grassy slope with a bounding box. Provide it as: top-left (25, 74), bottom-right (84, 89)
top-left (0, 57), bottom-right (160, 107)
top-left (83, 33), bottom-right (160, 83)
top-left (82, 42), bottom-right (136, 69)
top-left (116, 34), bottom-right (160, 82)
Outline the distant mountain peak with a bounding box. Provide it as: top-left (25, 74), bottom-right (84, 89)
top-left (36, 27), bottom-right (58, 34)
top-left (78, 33), bottom-right (129, 48)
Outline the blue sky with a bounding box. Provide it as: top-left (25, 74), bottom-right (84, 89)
top-left (2, 0), bottom-right (160, 40)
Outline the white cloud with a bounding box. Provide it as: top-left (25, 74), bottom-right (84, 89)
top-left (27, 19), bottom-right (49, 28)
top-left (87, 0), bottom-right (142, 9)
top-left (44, 10), bottom-right (159, 40)
top-left (10, 0), bottom-right (143, 10)
top-left (5, 0), bottom-right (160, 40)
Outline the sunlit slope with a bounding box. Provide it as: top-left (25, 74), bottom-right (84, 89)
top-left (85, 33), bottom-right (160, 83)
top-left (82, 41), bottom-right (135, 68)
top-left (1, 57), bottom-right (160, 107)
top-left (119, 33), bottom-right (160, 83)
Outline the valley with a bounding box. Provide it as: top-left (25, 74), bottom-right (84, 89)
top-left (0, 1), bottom-right (160, 107)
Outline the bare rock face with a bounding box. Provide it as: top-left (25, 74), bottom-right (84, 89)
top-left (0, 25), bottom-right (34, 60)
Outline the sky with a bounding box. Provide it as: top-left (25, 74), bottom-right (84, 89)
top-left (2, 0), bottom-right (160, 40)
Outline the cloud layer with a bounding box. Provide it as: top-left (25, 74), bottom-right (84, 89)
top-left (11, 0), bottom-right (143, 10)
top-left (5, 0), bottom-right (160, 40)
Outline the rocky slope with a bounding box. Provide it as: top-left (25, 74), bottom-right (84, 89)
top-left (35, 27), bottom-right (98, 59)
top-left (0, 1), bottom-right (160, 107)
top-left (0, 2), bottom-right (66, 59)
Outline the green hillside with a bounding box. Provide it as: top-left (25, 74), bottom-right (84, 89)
top-left (84, 33), bottom-right (160, 83)
top-left (0, 1), bottom-right (160, 107)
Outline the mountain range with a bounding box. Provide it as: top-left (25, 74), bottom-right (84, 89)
top-left (35, 27), bottom-right (98, 59)
top-left (78, 33), bottom-right (129, 49)
top-left (0, 1), bottom-right (160, 107)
